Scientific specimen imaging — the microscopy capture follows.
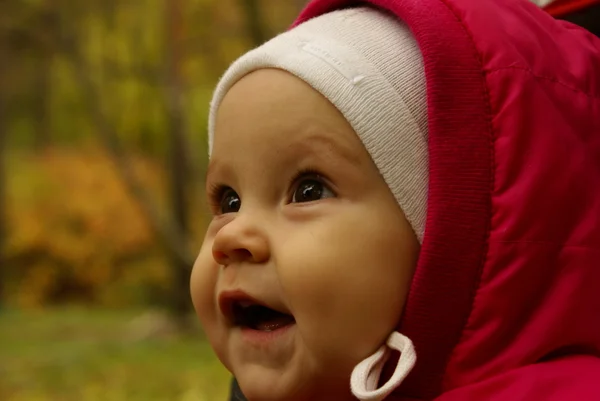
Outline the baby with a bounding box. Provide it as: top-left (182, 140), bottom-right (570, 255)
top-left (191, 0), bottom-right (600, 400)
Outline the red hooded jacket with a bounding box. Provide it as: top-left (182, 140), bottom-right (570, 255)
top-left (298, 0), bottom-right (600, 400)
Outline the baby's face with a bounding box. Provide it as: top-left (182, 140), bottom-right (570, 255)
top-left (191, 69), bottom-right (418, 401)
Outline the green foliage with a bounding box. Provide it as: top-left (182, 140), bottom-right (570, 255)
top-left (1, 0), bottom-right (304, 152)
top-left (19, 1), bottom-right (298, 124)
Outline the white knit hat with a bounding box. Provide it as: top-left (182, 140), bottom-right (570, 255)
top-left (208, 6), bottom-right (429, 242)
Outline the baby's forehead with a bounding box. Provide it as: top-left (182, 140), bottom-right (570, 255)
top-left (212, 70), bottom-right (368, 167)
top-left (274, 132), bottom-right (363, 165)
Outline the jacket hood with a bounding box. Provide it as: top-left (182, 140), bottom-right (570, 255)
top-left (294, 0), bottom-right (600, 400)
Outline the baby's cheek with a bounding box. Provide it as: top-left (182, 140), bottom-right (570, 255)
top-left (190, 252), bottom-right (232, 365)
top-left (190, 248), bottom-right (219, 327)
top-left (280, 252), bottom-right (361, 359)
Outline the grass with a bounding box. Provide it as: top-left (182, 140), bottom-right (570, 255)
top-left (0, 307), bottom-right (231, 401)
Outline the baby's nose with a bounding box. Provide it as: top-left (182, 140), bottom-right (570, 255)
top-left (211, 216), bottom-right (270, 266)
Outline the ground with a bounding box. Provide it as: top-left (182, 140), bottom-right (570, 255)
top-left (0, 307), bottom-right (230, 401)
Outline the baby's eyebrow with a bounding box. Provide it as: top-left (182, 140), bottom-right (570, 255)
top-left (290, 133), bottom-right (362, 168)
top-left (205, 131), bottom-right (362, 183)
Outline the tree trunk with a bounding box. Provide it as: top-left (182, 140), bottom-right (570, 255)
top-left (0, 48), bottom-right (7, 307)
top-left (55, 11), bottom-right (195, 270)
top-left (33, 49), bottom-right (52, 150)
top-left (32, 0), bottom-right (55, 150)
top-left (239, 0), bottom-right (268, 46)
top-left (165, 0), bottom-right (193, 323)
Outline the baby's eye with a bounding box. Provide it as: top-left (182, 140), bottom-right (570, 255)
top-left (220, 188), bottom-right (241, 214)
top-left (291, 177), bottom-right (335, 203)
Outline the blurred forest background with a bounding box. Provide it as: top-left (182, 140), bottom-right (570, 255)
top-left (0, 0), bottom-right (305, 399)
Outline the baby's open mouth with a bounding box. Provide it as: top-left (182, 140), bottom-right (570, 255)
top-left (232, 301), bottom-right (295, 332)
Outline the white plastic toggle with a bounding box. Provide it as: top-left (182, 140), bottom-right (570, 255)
top-left (350, 331), bottom-right (417, 401)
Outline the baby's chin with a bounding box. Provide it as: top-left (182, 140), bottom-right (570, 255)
top-left (233, 359), bottom-right (355, 401)
top-left (235, 366), bottom-right (305, 401)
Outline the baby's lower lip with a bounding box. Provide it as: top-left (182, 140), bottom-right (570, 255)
top-left (239, 322), bottom-right (295, 346)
